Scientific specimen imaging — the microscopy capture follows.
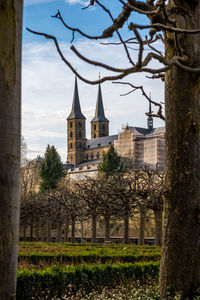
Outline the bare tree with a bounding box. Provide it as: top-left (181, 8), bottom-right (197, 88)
top-left (0, 2), bottom-right (23, 300)
top-left (27, 1), bottom-right (200, 294)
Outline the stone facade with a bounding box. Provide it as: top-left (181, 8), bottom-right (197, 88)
top-left (66, 78), bottom-right (165, 180)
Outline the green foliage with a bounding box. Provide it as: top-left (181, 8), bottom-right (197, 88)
top-left (39, 145), bottom-right (65, 193)
top-left (17, 261), bottom-right (160, 299)
top-left (98, 145), bottom-right (124, 177)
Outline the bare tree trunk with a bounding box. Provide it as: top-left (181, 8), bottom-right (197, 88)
top-left (47, 221), bottom-right (51, 242)
top-left (64, 219), bottom-right (69, 242)
top-left (81, 218), bottom-right (84, 243)
top-left (56, 223), bottom-right (62, 243)
top-left (0, 2), bottom-right (23, 299)
top-left (30, 224), bottom-right (33, 242)
top-left (35, 224), bottom-right (39, 242)
top-left (71, 216), bottom-right (75, 243)
top-left (138, 210), bottom-right (145, 246)
top-left (104, 215), bottom-right (110, 243)
top-left (23, 225), bottom-right (27, 241)
top-left (123, 211), bottom-right (129, 244)
top-left (91, 215), bottom-right (97, 243)
top-left (154, 209), bottom-right (163, 246)
top-left (41, 225), bottom-right (46, 242)
top-left (160, 3), bottom-right (200, 297)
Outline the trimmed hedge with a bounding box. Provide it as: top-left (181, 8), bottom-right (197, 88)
top-left (19, 252), bottom-right (161, 265)
top-left (17, 261), bottom-right (160, 299)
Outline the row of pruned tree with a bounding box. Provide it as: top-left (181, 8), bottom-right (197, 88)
top-left (20, 167), bottom-right (164, 245)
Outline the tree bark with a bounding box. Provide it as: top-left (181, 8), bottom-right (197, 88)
top-left (104, 215), bottom-right (110, 243)
top-left (47, 221), bottom-right (51, 242)
top-left (81, 218), bottom-right (84, 243)
top-left (71, 216), bottom-right (75, 243)
top-left (56, 223), bottom-right (62, 243)
top-left (41, 225), bottom-right (46, 242)
top-left (0, 2), bottom-right (23, 299)
top-left (91, 215), bottom-right (97, 243)
top-left (34, 224), bottom-right (39, 242)
top-left (30, 224), bottom-right (33, 242)
top-left (160, 2), bottom-right (200, 297)
top-left (138, 210), bottom-right (145, 245)
top-left (123, 212), bottom-right (129, 244)
top-left (154, 209), bottom-right (162, 246)
top-left (23, 225), bottom-right (27, 241)
top-left (64, 219), bottom-right (69, 242)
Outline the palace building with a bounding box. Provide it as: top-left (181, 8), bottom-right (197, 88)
top-left (66, 77), bottom-right (165, 180)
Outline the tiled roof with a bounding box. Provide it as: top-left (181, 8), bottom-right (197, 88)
top-left (86, 134), bottom-right (118, 149)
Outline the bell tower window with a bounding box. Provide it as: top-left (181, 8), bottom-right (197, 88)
top-left (94, 124), bottom-right (96, 130)
top-left (70, 122), bottom-right (73, 128)
top-left (70, 131), bottom-right (73, 138)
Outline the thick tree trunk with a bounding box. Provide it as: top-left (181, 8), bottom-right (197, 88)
top-left (71, 216), bottom-right (75, 243)
top-left (160, 2), bottom-right (200, 297)
top-left (123, 212), bottom-right (129, 244)
top-left (104, 215), bottom-right (110, 243)
top-left (56, 223), bottom-right (62, 243)
top-left (64, 219), bottom-right (69, 242)
top-left (0, 2), bottom-right (23, 299)
top-left (91, 215), bottom-right (97, 243)
top-left (138, 210), bottom-right (145, 245)
top-left (154, 209), bottom-right (162, 246)
top-left (41, 225), bottom-right (46, 242)
top-left (80, 219), bottom-right (84, 243)
top-left (35, 224), bottom-right (39, 242)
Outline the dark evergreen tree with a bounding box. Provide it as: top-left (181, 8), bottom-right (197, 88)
top-left (98, 145), bottom-right (124, 178)
top-left (39, 145), bottom-right (65, 193)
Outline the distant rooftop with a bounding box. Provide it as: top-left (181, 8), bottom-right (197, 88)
top-left (86, 134), bottom-right (118, 150)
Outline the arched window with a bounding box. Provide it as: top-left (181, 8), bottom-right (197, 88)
top-left (79, 122), bottom-right (82, 128)
top-left (94, 133), bottom-right (96, 138)
top-left (70, 143), bottom-right (73, 149)
top-left (70, 122), bottom-right (73, 128)
top-left (70, 131), bottom-right (73, 138)
top-left (79, 131), bottom-right (82, 138)
top-left (94, 124), bottom-right (96, 130)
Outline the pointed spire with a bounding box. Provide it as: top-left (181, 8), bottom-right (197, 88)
top-left (91, 84), bottom-right (109, 122)
top-left (67, 76), bottom-right (85, 120)
top-left (147, 94), bottom-right (153, 130)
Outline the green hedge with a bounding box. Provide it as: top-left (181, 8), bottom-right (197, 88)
top-left (19, 252), bottom-right (160, 265)
top-left (17, 261), bottom-right (160, 299)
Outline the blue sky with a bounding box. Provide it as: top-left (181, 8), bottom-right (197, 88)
top-left (22, 0), bottom-right (164, 162)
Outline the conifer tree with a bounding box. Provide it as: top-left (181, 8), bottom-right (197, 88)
top-left (40, 145), bottom-right (65, 193)
top-left (98, 145), bottom-right (124, 178)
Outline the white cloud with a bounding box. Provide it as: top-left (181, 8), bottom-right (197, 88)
top-left (65, 0), bottom-right (89, 5)
top-left (22, 39), bottom-right (164, 162)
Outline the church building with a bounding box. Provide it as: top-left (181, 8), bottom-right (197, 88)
top-left (66, 77), bottom-right (165, 180)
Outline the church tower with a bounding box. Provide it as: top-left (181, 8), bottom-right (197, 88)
top-left (67, 77), bottom-right (86, 166)
top-left (91, 84), bottom-right (109, 139)
top-left (147, 101), bottom-right (153, 131)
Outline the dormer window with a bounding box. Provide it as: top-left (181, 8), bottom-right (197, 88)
top-left (87, 145), bottom-right (90, 149)
top-left (98, 143), bottom-right (101, 147)
top-left (109, 141), bottom-right (112, 145)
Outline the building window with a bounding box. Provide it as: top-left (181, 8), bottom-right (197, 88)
top-left (70, 122), bottom-right (73, 128)
top-left (96, 152), bottom-right (100, 159)
top-left (79, 143), bottom-right (82, 149)
top-left (86, 154), bottom-right (88, 160)
top-left (102, 124), bottom-right (105, 130)
top-left (98, 143), bottom-right (101, 147)
top-left (79, 131), bottom-right (82, 138)
top-left (70, 143), bottom-right (73, 149)
top-left (94, 124), bottom-right (96, 130)
top-left (94, 133), bottom-right (96, 138)
top-left (91, 153), bottom-right (94, 159)
top-left (70, 131), bottom-right (73, 138)
top-left (79, 122), bottom-right (82, 128)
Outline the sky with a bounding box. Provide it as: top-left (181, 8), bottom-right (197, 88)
top-left (22, 0), bottom-right (165, 162)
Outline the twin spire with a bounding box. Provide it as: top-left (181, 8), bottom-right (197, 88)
top-left (67, 76), bottom-right (108, 123)
top-left (67, 76), bottom-right (86, 120)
